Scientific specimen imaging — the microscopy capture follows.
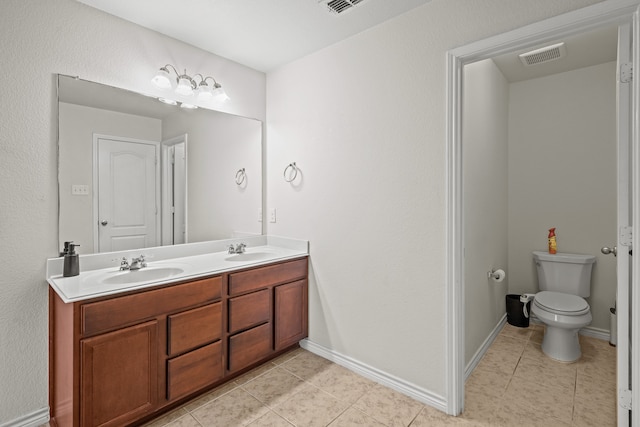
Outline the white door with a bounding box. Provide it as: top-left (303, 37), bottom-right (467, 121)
top-left (161, 134), bottom-right (187, 246)
top-left (95, 135), bottom-right (160, 252)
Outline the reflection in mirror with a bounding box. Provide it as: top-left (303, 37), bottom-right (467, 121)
top-left (58, 75), bottom-right (262, 254)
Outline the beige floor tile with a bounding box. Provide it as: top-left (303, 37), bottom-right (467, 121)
top-left (460, 390), bottom-right (500, 424)
top-left (353, 383), bottom-right (424, 427)
top-left (409, 406), bottom-right (479, 426)
top-left (306, 363), bottom-right (376, 403)
top-left (501, 375), bottom-right (574, 423)
top-left (529, 326), bottom-right (545, 344)
top-left (500, 323), bottom-right (533, 341)
top-left (246, 410), bottom-right (294, 427)
top-left (475, 343), bottom-right (522, 377)
top-left (465, 364), bottom-right (510, 398)
top-left (191, 388), bottom-right (269, 426)
top-left (241, 367), bottom-right (306, 407)
top-left (165, 414), bottom-right (202, 427)
top-left (270, 347), bottom-right (305, 365)
top-left (328, 407), bottom-right (387, 426)
top-left (182, 381), bottom-right (238, 413)
top-left (273, 385), bottom-right (348, 427)
top-left (492, 398), bottom-right (572, 427)
top-left (513, 354), bottom-right (577, 390)
top-left (233, 362), bottom-right (279, 386)
top-left (143, 408), bottom-right (190, 427)
top-left (574, 373), bottom-right (616, 425)
top-left (280, 350), bottom-right (333, 381)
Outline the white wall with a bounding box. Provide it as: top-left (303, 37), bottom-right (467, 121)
top-left (266, 0), bottom-right (603, 399)
top-left (462, 60), bottom-right (509, 366)
top-left (58, 102), bottom-right (162, 253)
top-left (0, 0), bottom-right (264, 423)
top-left (507, 61), bottom-right (617, 331)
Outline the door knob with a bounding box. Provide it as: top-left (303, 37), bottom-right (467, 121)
top-left (601, 246), bottom-right (617, 256)
top-left (101, 220), bottom-right (108, 226)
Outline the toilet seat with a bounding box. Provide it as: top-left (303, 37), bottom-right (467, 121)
top-left (534, 291), bottom-right (590, 316)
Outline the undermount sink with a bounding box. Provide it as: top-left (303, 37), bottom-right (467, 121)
top-left (225, 251), bottom-right (276, 262)
top-left (99, 266), bottom-right (185, 286)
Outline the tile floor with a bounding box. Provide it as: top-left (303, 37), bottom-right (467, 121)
top-left (42, 323), bottom-right (617, 426)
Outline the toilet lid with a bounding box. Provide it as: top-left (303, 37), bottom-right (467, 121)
top-left (534, 291), bottom-right (590, 315)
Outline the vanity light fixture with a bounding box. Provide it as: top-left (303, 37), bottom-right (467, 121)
top-left (151, 64), bottom-right (229, 103)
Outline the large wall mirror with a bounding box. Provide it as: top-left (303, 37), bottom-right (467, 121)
top-left (57, 75), bottom-right (263, 254)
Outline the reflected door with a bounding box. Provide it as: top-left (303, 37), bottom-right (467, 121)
top-left (96, 136), bottom-right (159, 252)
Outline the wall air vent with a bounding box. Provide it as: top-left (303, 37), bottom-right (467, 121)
top-left (319, 0), bottom-right (365, 14)
top-left (519, 42), bottom-right (567, 66)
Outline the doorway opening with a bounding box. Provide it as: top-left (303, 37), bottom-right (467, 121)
top-left (445, 2), bottom-right (640, 426)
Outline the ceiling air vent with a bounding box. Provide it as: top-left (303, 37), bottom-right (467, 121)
top-left (319, 0), bottom-right (365, 14)
top-left (519, 42), bottom-right (567, 66)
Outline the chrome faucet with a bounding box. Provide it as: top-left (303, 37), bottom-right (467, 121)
top-left (120, 255), bottom-right (147, 271)
top-left (228, 243), bottom-right (247, 254)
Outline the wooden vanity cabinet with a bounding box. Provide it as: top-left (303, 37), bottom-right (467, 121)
top-left (226, 257), bottom-right (308, 374)
top-left (50, 256), bottom-right (308, 427)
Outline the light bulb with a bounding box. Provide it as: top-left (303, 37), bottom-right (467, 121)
top-left (197, 84), bottom-right (213, 101)
top-left (175, 77), bottom-right (194, 96)
top-left (151, 68), bottom-right (173, 89)
top-left (211, 84), bottom-right (229, 101)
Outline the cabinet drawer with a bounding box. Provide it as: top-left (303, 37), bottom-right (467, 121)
top-left (167, 341), bottom-right (223, 401)
top-left (228, 258), bottom-right (308, 296)
top-left (228, 323), bottom-right (272, 372)
top-left (82, 276), bottom-right (222, 336)
top-left (168, 302), bottom-right (222, 357)
top-left (228, 289), bottom-right (270, 334)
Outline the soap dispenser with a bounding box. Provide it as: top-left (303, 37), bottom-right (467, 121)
top-left (59, 241), bottom-right (72, 257)
top-left (63, 243), bottom-right (80, 277)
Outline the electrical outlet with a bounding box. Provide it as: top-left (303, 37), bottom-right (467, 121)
top-left (269, 208), bottom-right (277, 223)
top-left (71, 184), bottom-right (89, 195)
top-left (258, 209), bottom-right (263, 222)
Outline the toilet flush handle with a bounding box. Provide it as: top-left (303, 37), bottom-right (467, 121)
top-left (601, 246), bottom-right (617, 257)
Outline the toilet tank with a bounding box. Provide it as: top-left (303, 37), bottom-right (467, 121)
top-left (533, 251), bottom-right (596, 297)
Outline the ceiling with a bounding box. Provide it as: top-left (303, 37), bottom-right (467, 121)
top-left (492, 24), bottom-right (618, 82)
top-left (75, 0), bottom-right (431, 72)
top-left (75, 0), bottom-right (618, 80)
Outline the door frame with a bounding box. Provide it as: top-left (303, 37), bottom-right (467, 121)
top-left (161, 134), bottom-right (188, 246)
top-left (92, 133), bottom-right (161, 253)
top-left (445, 0), bottom-right (640, 420)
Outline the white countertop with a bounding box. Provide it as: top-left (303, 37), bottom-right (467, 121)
top-left (47, 236), bottom-right (308, 303)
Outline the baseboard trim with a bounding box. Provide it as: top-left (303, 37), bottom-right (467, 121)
top-left (464, 314), bottom-right (507, 380)
top-left (299, 339), bottom-right (447, 413)
top-left (580, 326), bottom-right (611, 342)
top-left (0, 407), bottom-right (49, 427)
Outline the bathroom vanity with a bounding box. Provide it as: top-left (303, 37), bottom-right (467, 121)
top-left (47, 238), bottom-right (308, 427)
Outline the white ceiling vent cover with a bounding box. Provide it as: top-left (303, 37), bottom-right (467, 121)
top-left (319, 0), bottom-right (365, 14)
top-left (519, 42), bottom-right (567, 66)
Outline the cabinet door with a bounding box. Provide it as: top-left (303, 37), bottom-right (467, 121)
top-left (274, 280), bottom-right (308, 351)
top-left (81, 320), bottom-right (158, 427)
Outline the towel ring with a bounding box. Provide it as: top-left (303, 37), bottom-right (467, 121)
top-left (235, 168), bottom-right (246, 185)
top-left (283, 162), bottom-right (298, 183)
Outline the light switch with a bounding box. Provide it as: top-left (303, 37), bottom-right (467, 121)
top-left (258, 208), bottom-right (263, 222)
top-left (72, 184), bottom-right (89, 195)
top-left (269, 208), bottom-right (277, 223)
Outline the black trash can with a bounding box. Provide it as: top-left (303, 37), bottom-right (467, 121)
top-left (506, 294), bottom-right (530, 328)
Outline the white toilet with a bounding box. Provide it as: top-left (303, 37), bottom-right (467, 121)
top-left (531, 251), bottom-right (596, 362)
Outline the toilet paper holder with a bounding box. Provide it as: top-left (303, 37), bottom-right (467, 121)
top-left (487, 268), bottom-right (506, 282)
